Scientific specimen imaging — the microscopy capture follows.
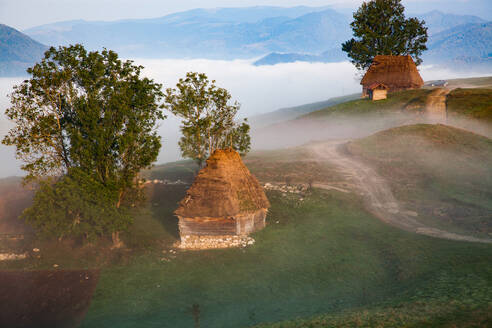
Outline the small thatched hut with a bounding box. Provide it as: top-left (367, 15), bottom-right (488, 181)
top-left (361, 55), bottom-right (424, 97)
top-left (367, 83), bottom-right (389, 101)
top-left (175, 149), bottom-right (270, 249)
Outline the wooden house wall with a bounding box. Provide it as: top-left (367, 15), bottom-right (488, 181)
top-left (235, 209), bottom-right (267, 235)
top-left (178, 209), bottom-right (268, 237)
top-left (178, 217), bottom-right (236, 236)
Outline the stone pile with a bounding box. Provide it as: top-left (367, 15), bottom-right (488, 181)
top-left (178, 235), bottom-right (255, 250)
top-left (263, 182), bottom-right (308, 194)
top-left (0, 252), bottom-right (27, 261)
top-left (144, 179), bottom-right (189, 185)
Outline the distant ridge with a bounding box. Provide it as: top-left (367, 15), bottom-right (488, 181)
top-left (253, 48), bottom-right (347, 66)
top-left (0, 24), bottom-right (47, 77)
top-left (23, 6), bottom-right (351, 59)
top-left (3, 7), bottom-right (490, 71)
top-left (425, 22), bottom-right (492, 68)
top-left (252, 10), bottom-right (491, 68)
top-left (418, 10), bottom-right (486, 34)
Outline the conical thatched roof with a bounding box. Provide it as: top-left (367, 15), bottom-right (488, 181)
top-left (175, 149), bottom-right (270, 218)
top-left (361, 55), bottom-right (424, 90)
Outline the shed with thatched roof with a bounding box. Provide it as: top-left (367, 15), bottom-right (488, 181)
top-left (367, 83), bottom-right (389, 101)
top-left (175, 149), bottom-right (270, 249)
top-left (361, 55), bottom-right (424, 97)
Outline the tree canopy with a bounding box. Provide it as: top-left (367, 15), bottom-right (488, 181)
top-left (342, 0), bottom-right (428, 70)
top-left (164, 72), bottom-right (250, 166)
top-left (2, 44), bottom-right (165, 244)
top-left (22, 168), bottom-right (132, 241)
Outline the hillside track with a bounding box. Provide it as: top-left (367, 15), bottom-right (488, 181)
top-left (426, 88), bottom-right (451, 123)
top-left (308, 141), bottom-right (492, 244)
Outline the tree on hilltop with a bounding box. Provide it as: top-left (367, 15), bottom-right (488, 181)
top-left (164, 72), bottom-right (250, 167)
top-left (342, 0), bottom-right (428, 70)
top-left (2, 44), bottom-right (165, 246)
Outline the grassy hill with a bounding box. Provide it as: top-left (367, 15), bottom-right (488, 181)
top-left (249, 93), bottom-right (359, 129)
top-left (302, 89), bottom-right (432, 119)
top-left (252, 89), bottom-right (434, 150)
top-left (447, 88), bottom-right (492, 122)
top-left (252, 79), bottom-right (492, 151)
top-left (347, 124), bottom-right (492, 239)
top-left (299, 76), bottom-right (492, 121)
top-left (250, 124), bottom-right (492, 327)
top-left (440, 76), bottom-right (492, 88)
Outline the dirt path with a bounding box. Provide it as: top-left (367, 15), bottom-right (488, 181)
top-left (308, 141), bottom-right (492, 244)
top-left (426, 88), bottom-right (450, 122)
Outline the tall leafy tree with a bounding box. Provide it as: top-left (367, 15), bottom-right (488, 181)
top-left (342, 0), bottom-right (428, 70)
top-left (164, 72), bottom-right (250, 167)
top-left (2, 44), bottom-right (165, 246)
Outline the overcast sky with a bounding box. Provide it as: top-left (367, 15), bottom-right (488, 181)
top-left (1, 0), bottom-right (491, 30)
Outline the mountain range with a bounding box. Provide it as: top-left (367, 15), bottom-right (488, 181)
top-left (1, 6), bottom-right (491, 76)
top-left (0, 24), bottom-right (47, 76)
top-left (23, 7), bottom-right (351, 60)
top-left (425, 21), bottom-right (492, 68)
top-left (253, 10), bottom-right (491, 67)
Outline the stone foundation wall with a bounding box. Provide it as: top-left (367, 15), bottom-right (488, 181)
top-left (178, 235), bottom-right (255, 250)
top-left (178, 216), bottom-right (236, 236)
top-left (0, 252), bottom-right (27, 261)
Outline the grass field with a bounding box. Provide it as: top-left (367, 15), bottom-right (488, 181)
top-left (2, 135), bottom-right (490, 327)
top-left (444, 76), bottom-right (492, 89)
top-left (302, 89), bottom-right (432, 120)
top-left (301, 87), bottom-right (492, 125)
top-left (249, 93), bottom-right (360, 129)
top-left (75, 186), bottom-right (491, 328)
top-left (86, 133), bottom-right (491, 327)
top-left (447, 88), bottom-right (492, 122)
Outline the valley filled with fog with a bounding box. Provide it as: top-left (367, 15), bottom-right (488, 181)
top-left (1, 59), bottom-right (491, 178)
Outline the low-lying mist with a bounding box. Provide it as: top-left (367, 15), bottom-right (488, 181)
top-left (251, 112), bottom-right (492, 151)
top-left (0, 78), bottom-right (23, 178)
top-left (0, 60), bottom-right (491, 178)
top-left (346, 124), bottom-right (492, 239)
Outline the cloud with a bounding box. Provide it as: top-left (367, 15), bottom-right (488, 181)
top-left (136, 58), bottom-right (361, 117)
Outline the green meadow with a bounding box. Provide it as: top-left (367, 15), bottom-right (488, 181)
top-left (76, 186), bottom-right (492, 327)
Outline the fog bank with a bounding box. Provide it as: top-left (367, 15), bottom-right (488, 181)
top-left (136, 59), bottom-right (361, 116)
top-left (1, 60), bottom-right (491, 178)
top-left (0, 78), bottom-right (23, 178)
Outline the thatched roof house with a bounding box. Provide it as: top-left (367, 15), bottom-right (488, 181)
top-left (361, 55), bottom-right (424, 97)
top-left (175, 149), bottom-right (270, 249)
